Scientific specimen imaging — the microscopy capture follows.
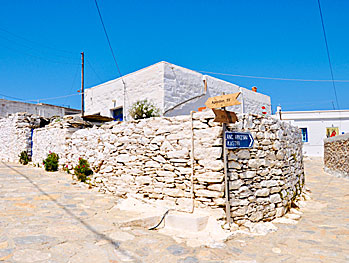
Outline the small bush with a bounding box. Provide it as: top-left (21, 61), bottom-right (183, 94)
top-left (74, 158), bottom-right (93, 182)
top-left (19, 151), bottom-right (31, 165)
top-left (43, 152), bottom-right (59, 172)
top-left (129, 99), bottom-right (160, 120)
top-left (63, 164), bottom-right (71, 174)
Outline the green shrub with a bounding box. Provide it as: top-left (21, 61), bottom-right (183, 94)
top-left (19, 151), bottom-right (31, 165)
top-left (129, 99), bottom-right (160, 120)
top-left (43, 152), bottom-right (59, 172)
top-left (74, 158), bottom-right (93, 182)
top-left (63, 164), bottom-right (71, 174)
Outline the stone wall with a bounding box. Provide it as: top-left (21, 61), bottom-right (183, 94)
top-left (0, 113), bottom-right (40, 162)
top-left (226, 115), bottom-right (304, 225)
top-left (324, 134), bottom-right (349, 178)
top-left (31, 111), bottom-right (304, 224)
top-left (32, 115), bottom-right (91, 166)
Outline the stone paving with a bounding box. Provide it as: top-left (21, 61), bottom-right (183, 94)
top-left (0, 157), bottom-right (348, 262)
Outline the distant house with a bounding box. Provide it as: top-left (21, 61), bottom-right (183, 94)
top-left (0, 99), bottom-right (80, 118)
top-left (275, 108), bottom-right (349, 156)
top-left (85, 61), bottom-right (271, 120)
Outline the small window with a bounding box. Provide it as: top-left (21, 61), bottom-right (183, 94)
top-left (300, 128), bottom-right (308, 142)
top-left (112, 108), bottom-right (123, 121)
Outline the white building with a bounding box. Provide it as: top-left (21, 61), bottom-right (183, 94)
top-left (276, 109), bottom-right (349, 156)
top-left (0, 99), bottom-right (80, 118)
top-left (85, 61), bottom-right (271, 120)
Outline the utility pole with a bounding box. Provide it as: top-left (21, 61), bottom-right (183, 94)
top-left (81, 52), bottom-right (85, 117)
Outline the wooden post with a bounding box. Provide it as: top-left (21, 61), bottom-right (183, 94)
top-left (221, 93), bottom-right (231, 225)
top-left (223, 121), bottom-right (231, 225)
top-left (81, 52), bottom-right (84, 117)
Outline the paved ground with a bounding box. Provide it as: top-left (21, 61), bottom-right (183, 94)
top-left (0, 158), bottom-right (348, 262)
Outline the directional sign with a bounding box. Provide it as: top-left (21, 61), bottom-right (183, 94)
top-left (205, 92), bottom-right (241, 109)
top-left (225, 131), bottom-right (254, 149)
top-left (212, 109), bottom-right (238, 123)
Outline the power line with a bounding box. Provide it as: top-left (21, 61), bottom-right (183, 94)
top-left (86, 58), bottom-right (103, 82)
top-left (316, 0), bottom-right (340, 109)
top-left (0, 33), bottom-right (79, 61)
top-left (63, 63), bottom-right (81, 105)
top-left (0, 92), bottom-right (80, 103)
top-left (0, 27), bottom-right (77, 56)
top-left (0, 42), bottom-right (80, 65)
top-left (0, 93), bottom-right (26, 101)
top-left (198, 70), bottom-right (349, 83)
top-left (26, 93), bottom-right (80, 102)
top-left (94, 0), bottom-right (124, 83)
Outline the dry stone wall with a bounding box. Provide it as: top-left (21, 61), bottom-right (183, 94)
top-left (32, 116), bottom-right (91, 166)
top-left (30, 111), bottom-right (304, 225)
top-left (0, 113), bottom-right (40, 162)
top-left (324, 134), bottom-right (349, 178)
top-left (226, 115), bottom-right (304, 225)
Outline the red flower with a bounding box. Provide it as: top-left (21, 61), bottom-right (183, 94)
top-left (49, 151), bottom-right (51, 154)
top-left (79, 157), bottom-right (81, 160)
top-left (82, 165), bottom-right (85, 168)
top-left (66, 165), bottom-right (68, 168)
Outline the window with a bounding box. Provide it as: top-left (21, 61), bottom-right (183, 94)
top-left (111, 108), bottom-right (123, 121)
top-left (300, 128), bottom-right (308, 142)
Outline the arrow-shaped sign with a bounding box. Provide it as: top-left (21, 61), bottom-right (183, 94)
top-left (205, 92), bottom-right (241, 109)
top-left (225, 131), bottom-right (254, 149)
top-left (212, 109), bottom-right (238, 123)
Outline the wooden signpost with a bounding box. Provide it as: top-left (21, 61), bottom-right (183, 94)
top-left (212, 109), bottom-right (238, 124)
top-left (205, 92), bottom-right (241, 109)
top-left (204, 92), bottom-right (241, 225)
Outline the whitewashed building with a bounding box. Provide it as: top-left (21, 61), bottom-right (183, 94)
top-left (85, 61), bottom-right (271, 120)
top-left (276, 109), bottom-right (349, 156)
top-left (0, 99), bottom-right (80, 118)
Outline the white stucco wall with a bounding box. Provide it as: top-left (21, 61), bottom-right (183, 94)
top-left (85, 62), bottom-right (165, 119)
top-left (85, 61), bottom-right (271, 119)
top-left (0, 99), bottom-right (79, 118)
top-left (162, 62), bottom-right (271, 117)
top-left (276, 110), bottom-right (349, 156)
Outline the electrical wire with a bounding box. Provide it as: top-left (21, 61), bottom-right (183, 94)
top-left (316, 0), bottom-right (340, 109)
top-left (86, 59), bottom-right (103, 82)
top-left (94, 0), bottom-right (124, 83)
top-left (198, 70), bottom-right (349, 83)
top-left (148, 210), bottom-right (170, 230)
top-left (26, 93), bottom-right (80, 103)
top-left (0, 27), bottom-right (77, 56)
top-left (0, 42), bottom-right (80, 65)
top-left (0, 34), bottom-right (79, 61)
top-left (63, 63), bottom-right (81, 106)
top-left (0, 93), bottom-right (26, 101)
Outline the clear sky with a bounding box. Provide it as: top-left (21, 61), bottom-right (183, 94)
top-left (0, 0), bottom-right (348, 113)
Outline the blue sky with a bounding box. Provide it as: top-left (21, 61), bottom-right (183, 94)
top-left (0, 0), bottom-right (348, 112)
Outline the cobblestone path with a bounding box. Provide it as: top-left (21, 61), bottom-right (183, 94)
top-left (0, 158), bottom-right (348, 262)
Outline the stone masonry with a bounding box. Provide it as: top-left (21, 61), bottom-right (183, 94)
top-left (30, 111), bottom-right (304, 224)
top-left (324, 134), bottom-right (349, 178)
top-left (226, 115), bottom-right (304, 225)
top-left (0, 112), bottom-right (40, 162)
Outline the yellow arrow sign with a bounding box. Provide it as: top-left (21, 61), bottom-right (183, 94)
top-left (205, 92), bottom-right (241, 109)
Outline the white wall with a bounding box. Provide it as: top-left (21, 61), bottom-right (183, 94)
top-left (0, 99), bottom-right (79, 118)
top-left (85, 62), bottom-right (164, 119)
top-left (85, 61), bottom-right (272, 119)
top-left (278, 110), bottom-right (349, 156)
top-left (162, 62), bottom-right (272, 117)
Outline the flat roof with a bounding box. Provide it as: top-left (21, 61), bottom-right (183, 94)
top-left (280, 109), bottom-right (349, 114)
